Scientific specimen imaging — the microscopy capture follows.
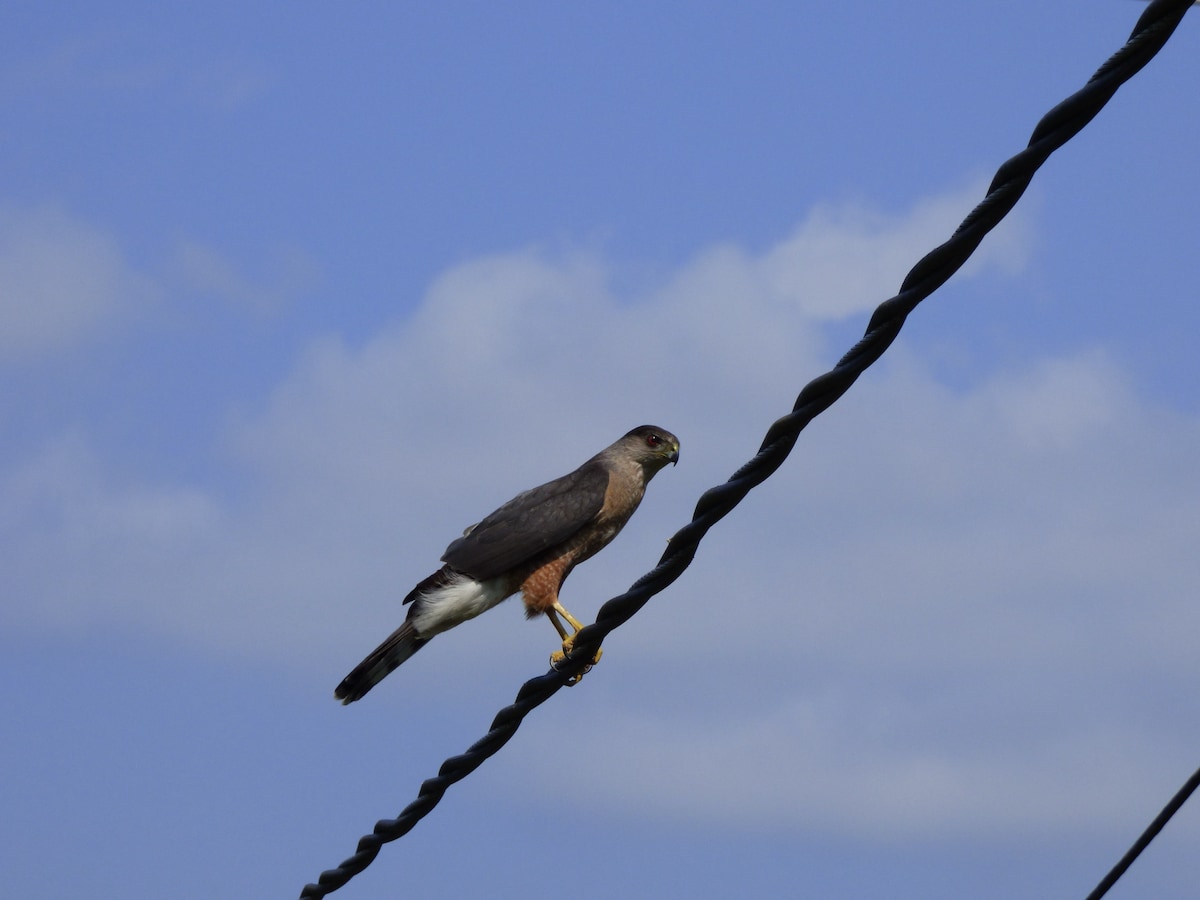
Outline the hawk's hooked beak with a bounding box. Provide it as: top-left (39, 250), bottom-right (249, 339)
top-left (666, 444), bottom-right (680, 466)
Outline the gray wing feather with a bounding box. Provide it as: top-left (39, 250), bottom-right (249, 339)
top-left (441, 462), bottom-right (608, 579)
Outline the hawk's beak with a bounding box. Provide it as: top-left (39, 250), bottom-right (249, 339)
top-left (667, 445), bottom-right (679, 466)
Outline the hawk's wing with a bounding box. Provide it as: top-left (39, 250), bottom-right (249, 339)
top-left (440, 461), bottom-right (609, 580)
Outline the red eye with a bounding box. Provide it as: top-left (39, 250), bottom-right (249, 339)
top-left (646, 433), bottom-right (662, 446)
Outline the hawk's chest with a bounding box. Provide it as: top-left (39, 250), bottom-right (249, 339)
top-left (516, 465), bottom-right (648, 610)
top-left (580, 468), bottom-right (646, 559)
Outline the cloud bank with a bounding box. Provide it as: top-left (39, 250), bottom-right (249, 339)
top-left (0, 206), bottom-right (156, 360)
top-left (7, 179), bottom-right (1198, 838)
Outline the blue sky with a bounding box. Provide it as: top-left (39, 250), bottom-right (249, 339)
top-left (3, 3), bottom-right (1199, 898)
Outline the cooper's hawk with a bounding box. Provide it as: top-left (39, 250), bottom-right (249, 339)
top-left (335, 425), bottom-right (680, 703)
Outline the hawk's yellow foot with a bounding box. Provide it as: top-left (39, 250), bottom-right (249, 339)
top-left (549, 643), bottom-right (603, 685)
top-left (547, 602), bottom-right (602, 684)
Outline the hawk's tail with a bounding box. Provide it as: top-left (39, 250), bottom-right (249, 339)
top-left (334, 621), bottom-right (427, 704)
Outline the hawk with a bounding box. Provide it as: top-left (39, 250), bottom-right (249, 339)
top-left (335, 425), bottom-right (680, 703)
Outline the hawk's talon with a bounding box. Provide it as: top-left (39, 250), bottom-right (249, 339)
top-left (549, 643), bottom-right (602, 685)
top-left (546, 601), bottom-right (602, 684)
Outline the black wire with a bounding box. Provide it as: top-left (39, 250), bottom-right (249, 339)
top-left (300, 2), bottom-right (1196, 897)
top-left (1085, 766), bottom-right (1200, 900)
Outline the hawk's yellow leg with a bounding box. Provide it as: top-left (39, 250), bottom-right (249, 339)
top-left (547, 601), bottom-right (602, 684)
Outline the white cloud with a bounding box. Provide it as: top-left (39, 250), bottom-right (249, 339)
top-left (232, 179), bottom-right (1026, 489)
top-left (0, 34), bottom-right (271, 111)
top-left (0, 433), bottom-right (221, 633)
top-left (0, 206), bottom-right (156, 360)
top-left (170, 239), bottom-right (318, 314)
top-left (0, 206), bottom-right (319, 363)
top-left (0, 33), bottom-right (161, 103)
top-left (10, 178), bottom-right (1200, 837)
top-left (759, 184), bottom-right (1030, 320)
top-left (508, 695), bottom-right (1182, 839)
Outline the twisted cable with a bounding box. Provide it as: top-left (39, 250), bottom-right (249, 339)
top-left (301, 3), bottom-right (1196, 896)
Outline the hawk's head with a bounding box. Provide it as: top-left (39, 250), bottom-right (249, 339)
top-left (620, 425), bottom-right (680, 474)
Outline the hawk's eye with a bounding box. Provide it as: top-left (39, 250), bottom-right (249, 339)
top-left (646, 433), bottom-right (662, 447)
